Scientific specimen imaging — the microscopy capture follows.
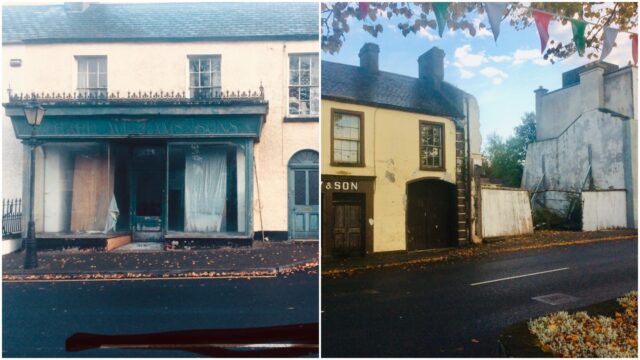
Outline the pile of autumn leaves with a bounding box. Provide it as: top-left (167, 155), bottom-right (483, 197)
top-left (529, 291), bottom-right (637, 357)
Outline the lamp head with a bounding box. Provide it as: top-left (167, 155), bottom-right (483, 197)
top-left (23, 102), bottom-right (45, 126)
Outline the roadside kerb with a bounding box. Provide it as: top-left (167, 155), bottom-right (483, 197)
top-left (322, 234), bottom-right (637, 277)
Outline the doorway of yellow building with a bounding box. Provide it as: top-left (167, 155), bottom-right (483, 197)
top-left (406, 179), bottom-right (457, 250)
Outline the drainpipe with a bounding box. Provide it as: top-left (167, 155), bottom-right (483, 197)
top-left (465, 98), bottom-right (472, 245)
top-left (253, 155), bottom-right (266, 241)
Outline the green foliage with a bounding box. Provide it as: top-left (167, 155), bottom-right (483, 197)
top-left (321, 2), bottom-right (638, 62)
top-left (483, 112), bottom-right (536, 187)
top-left (532, 192), bottom-right (582, 230)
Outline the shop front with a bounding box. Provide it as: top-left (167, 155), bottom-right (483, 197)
top-left (4, 91), bottom-right (267, 247)
top-left (320, 175), bottom-right (374, 257)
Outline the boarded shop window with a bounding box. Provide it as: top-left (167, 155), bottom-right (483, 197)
top-left (34, 143), bottom-right (117, 233)
top-left (332, 111), bottom-right (363, 166)
top-left (188, 55), bottom-right (221, 99)
top-left (76, 56), bottom-right (107, 97)
top-left (168, 144), bottom-right (246, 233)
top-left (288, 54), bottom-right (319, 116)
top-left (420, 122), bottom-right (444, 170)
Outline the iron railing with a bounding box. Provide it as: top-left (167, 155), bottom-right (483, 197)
top-left (2, 198), bottom-right (22, 238)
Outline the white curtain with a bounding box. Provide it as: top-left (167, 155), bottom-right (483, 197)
top-left (184, 147), bottom-right (227, 232)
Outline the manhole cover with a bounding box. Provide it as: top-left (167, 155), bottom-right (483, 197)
top-left (532, 293), bottom-right (578, 305)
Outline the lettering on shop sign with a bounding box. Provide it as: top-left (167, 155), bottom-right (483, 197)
top-left (322, 181), bottom-right (358, 191)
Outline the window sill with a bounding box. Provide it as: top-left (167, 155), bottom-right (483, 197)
top-left (284, 116), bottom-right (319, 123)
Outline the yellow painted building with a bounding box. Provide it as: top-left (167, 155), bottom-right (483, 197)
top-left (321, 44), bottom-right (481, 256)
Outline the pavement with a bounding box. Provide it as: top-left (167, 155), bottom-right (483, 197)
top-left (322, 229), bottom-right (638, 276)
top-left (321, 236), bottom-right (638, 357)
top-left (2, 240), bottom-right (318, 281)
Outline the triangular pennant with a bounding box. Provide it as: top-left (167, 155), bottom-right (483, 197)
top-left (484, 3), bottom-right (507, 42)
top-left (532, 10), bottom-right (552, 54)
top-left (632, 33), bottom-right (638, 65)
top-left (432, 3), bottom-right (450, 37)
top-left (571, 19), bottom-right (587, 57)
top-left (600, 27), bottom-right (619, 61)
top-left (359, 2), bottom-right (369, 19)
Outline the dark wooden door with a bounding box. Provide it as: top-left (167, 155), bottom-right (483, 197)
top-left (407, 180), bottom-right (456, 250)
top-left (331, 195), bottom-right (364, 256)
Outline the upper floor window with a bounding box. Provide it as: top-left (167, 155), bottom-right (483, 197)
top-left (189, 55), bottom-right (221, 99)
top-left (420, 121), bottom-right (444, 170)
top-left (289, 54), bottom-right (319, 117)
top-left (77, 56), bottom-right (107, 97)
top-left (332, 110), bottom-right (363, 166)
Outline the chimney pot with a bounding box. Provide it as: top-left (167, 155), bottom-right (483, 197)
top-left (359, 43), bottom-right (380, 73)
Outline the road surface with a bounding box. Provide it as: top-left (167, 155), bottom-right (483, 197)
top-left (322, 239), bottom-right (637, 357)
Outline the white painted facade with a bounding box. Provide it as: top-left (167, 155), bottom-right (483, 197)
top-left (522, 63), bottom-right (637, 229)
top-left (480, 187), bottom-right (533, 238)
top-left (582, 190), bottom-right (627, 231)
top-left (2, 39), bottom-right (319, 237)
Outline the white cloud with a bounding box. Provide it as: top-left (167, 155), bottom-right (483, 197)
top-left (417, 27), bottom-right (439, 41)
top-left (453, 44), bottom-right (488, 68)
top-left (479, 66), bottom-right (508, 84)
top-left (512, 48), bottom-right (542, 65)
top-left (489, 55), bottom-right (511, 62)
top-left (459, 69), bottom-right (476, 79)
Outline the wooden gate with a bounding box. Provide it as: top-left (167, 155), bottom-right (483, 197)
top-left (406, 179), bottom-right (456, 250)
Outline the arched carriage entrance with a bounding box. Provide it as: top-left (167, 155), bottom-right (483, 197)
top-left (406, 179), bottom-right (457, 250)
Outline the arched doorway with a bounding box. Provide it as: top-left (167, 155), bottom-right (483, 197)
top-left (406, 179), bottom-right (457, 250)
top-left (288, 150), bottom-right (319, 239)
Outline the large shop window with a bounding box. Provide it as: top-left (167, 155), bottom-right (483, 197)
top-left (34, 143), bottom-right (118, 234)
top-left (419, 121), bottom-right (444, 170)
top-left (76, 56), bottom-right (108, 97)
top-left (332, 110), bottom-right (363, 166)
top-left (189, 55), bottom-right (222, 99)
top-left (288, 54), bottom-right (319, 116)
top-left (168, 144), bottom-right (246, 233)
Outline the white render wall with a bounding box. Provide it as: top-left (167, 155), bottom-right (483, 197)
top-left (582, 191), bottom-right (627, 231)
top-left (480, 188), bottom-right (533, 238)
top-left (2, 40), bottom-right (319, 234)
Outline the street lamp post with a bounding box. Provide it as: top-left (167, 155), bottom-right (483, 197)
top-left (23, 100), bottom-right (45, 270)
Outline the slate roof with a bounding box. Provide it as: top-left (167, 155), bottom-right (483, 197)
top-left (3, 2), bottom-right (318, 44)
top-left (321, 61), bottom-right (466, 119)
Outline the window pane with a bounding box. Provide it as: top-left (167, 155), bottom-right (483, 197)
top-left (310, 56), bottom-right (319, 85)
top-left (290, 70), bottom-right (299, 86)
top-left (308, 170), bottom-right (318, 205)
top-left (295, 171), bottom-right (306, 205)
top-left (310, 87), bottom-right (319, 115)
top-left (98, 73), bottom-right (107, 88)
top-left (88, 73), bottom-right (98, 88)
top-left (289, 87), bottom-right (300, 115)
top-left (88, 59), bottom-right (98, 73)
top-left (189, 60), bottom-right (199, 72)
top-left (201, 72), bottom-right (211, 87)
top-left (199, 59), bottom-right (210, 72)
top-left (300, 56), bottom-right (310, 70)
top-left (300, 70), bottom-right (310, 85)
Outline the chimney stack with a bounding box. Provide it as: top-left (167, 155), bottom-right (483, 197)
top-left (359, 43), bottom-right (380, 73)
top-left (418, 47), bottom-right (445, 88)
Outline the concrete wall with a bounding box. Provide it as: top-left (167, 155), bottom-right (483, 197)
top-left (2, 40), bottom-right (319, 234)
top-left (582, 190), bottom-right (627, 231)
top-left (536, 84), bottom-right (582, 141)
top-left (321, 99), bottom-right (459, 252)
top-left (480, 188), bottom-right (533, 238)
top-left (523, 110), bottom-right (626, 192)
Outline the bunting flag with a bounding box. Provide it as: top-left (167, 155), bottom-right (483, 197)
top-left (571, 19), bottom-right (587, 57)
top-left (432, 3), bottom-right (450, 37)
top-left (484, 3), bottom-right (507, 42)
top-left (600, 27), bottom-right (619, 61)
top-left (532, 10), bottom-right (552, 53)
top-left (359, 2), bottom-right (369, 19)
top-left (632, 33), bottom-right (638, 65)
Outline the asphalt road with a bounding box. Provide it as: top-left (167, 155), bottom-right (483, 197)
top-left (321, 239), bottom-right (638, 357)
top-left (3, 271), bottom-right (318, 357)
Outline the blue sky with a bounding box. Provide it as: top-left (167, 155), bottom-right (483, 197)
top-left (322, 3), bottom-right (635, 146)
